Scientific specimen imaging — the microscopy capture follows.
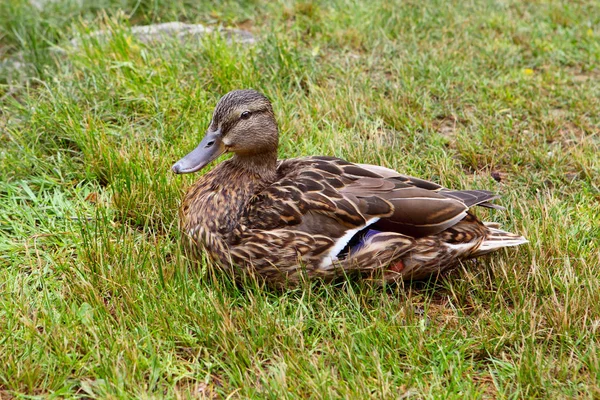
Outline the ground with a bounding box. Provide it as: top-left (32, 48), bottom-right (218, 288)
top-left (0, 0), bottom-right (599, 398)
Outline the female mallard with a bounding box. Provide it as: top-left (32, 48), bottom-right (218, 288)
top-left (172, 89), bottom-right (527, 286)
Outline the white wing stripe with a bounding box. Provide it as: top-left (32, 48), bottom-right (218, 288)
top-left (320, 217), bottom-right (380, 269)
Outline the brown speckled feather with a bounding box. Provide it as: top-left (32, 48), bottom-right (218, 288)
top-left (252, 156), bottom-right (473, 238)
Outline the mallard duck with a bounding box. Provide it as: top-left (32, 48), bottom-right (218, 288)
top-left (172, 89), bottom-right (527, 286)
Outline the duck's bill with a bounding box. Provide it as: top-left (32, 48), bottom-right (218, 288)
top-left (171, 130), bottom-right (226, 174)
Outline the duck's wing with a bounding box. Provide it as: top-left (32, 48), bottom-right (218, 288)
top-left (244, 157), bottom-right (393, 236)
top-left (357, 163), bottom-right (504, 210)
top-left (244, 156), bottom-right (502, 239)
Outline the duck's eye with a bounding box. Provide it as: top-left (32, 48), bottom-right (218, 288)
top-left (240, 111), bottom-right (251, 120)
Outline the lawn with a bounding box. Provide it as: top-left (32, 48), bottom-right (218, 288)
top-left (0, 0), bottom-right (599, 398)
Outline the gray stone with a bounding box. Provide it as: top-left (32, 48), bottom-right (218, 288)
top-left (69, 22), bottom-right (255, 48)
top-left (0, 52), bottom-right (32, 83)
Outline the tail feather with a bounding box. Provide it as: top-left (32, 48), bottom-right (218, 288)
top-left (440, 190), bottom-right (505, 210)
top-left (472, 224), bottom-right (528, 256)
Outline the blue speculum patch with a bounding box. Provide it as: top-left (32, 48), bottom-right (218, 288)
top-left (338, 229), bottom-right (383, 259)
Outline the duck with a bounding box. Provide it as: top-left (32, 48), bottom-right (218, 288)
top-left (172, 89), bottom-right (527, 287)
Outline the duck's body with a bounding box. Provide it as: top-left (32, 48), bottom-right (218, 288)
top-left (173, 90), bottom-right (527, 286)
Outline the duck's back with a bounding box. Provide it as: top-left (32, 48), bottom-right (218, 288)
top-left (242, 155), bottom-right (495, 239)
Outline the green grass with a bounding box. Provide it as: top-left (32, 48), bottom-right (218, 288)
top-left (1, 0), bottom-right (599, 397)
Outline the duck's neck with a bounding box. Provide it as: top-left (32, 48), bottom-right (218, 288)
top-left (182, 150), bottom-right (278, 242)
top-left (230, 151), bottom-right (278, 182)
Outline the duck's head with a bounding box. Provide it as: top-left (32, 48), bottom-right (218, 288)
top-left (172, 89), bottom-right (279, 174)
